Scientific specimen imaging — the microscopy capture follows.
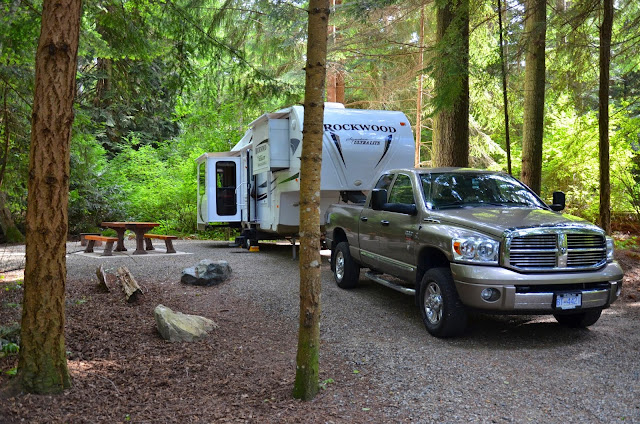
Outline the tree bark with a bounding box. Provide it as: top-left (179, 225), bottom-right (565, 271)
top-left (293, 0), bottom-right (329, 402)
top-left (497, 0), bottom-right (512, 175)
top-left (521, 0), bottom-right (547, 195)
top-left (326, 0), bottom-right (343, 103)
top-left (432, 0), bottom-right (470, 167)
top-left (599, 0), bottom-right (613, 234)
top-left (117, 266), bottom-right (142, 302)
top-left (415, 4), bottom-right (425, 167)
top-left (0, 85), bottom-right (24, 243)
top-left (17, 0), bottom-right (82, 394)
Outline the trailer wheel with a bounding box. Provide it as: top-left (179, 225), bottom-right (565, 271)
top-left (244, 237), bottom-right (257, 249)
top-left (418, 268), bottom-right (467, 338)
top-left (333, 242), bottom-right (359, 289)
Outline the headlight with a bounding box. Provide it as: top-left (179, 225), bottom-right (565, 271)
top-left (452, 236), bottom-right (499, 264)
top-left (606, 236), bottom-right (615, 262)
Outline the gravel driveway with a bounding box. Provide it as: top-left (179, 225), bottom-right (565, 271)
top-left (5, 239), bottom-right (638, 422)
top-left (63, 239), bottom-right (640, 423)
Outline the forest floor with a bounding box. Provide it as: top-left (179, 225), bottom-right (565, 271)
top-left (0, 239), bottom-right (638, 423)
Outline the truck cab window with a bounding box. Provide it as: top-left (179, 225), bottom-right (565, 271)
top-left (375, 174), bottom-right (394, 191)
top-left (388, 174), bottom-right (414, 205)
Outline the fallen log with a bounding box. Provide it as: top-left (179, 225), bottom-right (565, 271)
top-left (96, 264), bottom-right (109, 292)
top-left (116, 266), bottom-right (142, 302)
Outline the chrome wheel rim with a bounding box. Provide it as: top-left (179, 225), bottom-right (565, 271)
top-left (335, 251), bottom-right (345, 281)
top-left (424, 282), bottom-right (443, 324)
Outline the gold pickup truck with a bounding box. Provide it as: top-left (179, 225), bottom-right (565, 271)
top-left (324, 168), bottom-right (624, 338)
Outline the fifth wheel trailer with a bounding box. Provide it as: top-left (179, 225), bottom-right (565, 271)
top-left (196, 103), bottom-right (415, 247)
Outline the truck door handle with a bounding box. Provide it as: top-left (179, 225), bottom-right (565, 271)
top-left (380, 220), bottom-right (390, 226)
top-left (360, 217), bottom-right (368, 222)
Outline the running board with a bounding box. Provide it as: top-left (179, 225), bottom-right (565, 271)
top-left (364, 271), bottom-right (416, 295)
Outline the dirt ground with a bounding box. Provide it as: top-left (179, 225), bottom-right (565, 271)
top-left (0, 244), bottom-right (638, 423)
top-left (0, 271), bottom-right (376, 423)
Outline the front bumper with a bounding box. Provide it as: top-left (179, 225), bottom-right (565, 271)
top-left (451, 262), bottom-right (624, 312)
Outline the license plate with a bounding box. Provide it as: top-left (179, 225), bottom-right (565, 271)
top-left (555, 293), bottom-right (582, 310)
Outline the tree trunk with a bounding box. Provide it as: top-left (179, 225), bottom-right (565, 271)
top-left (415, 4), bottom-right (425, 167)
top-left (497, 0), bottom-right (512, 175)
top-left (17, 0), bottom-right (81, 394)
top-left (0, 85), bottom-right (24, 243)
top-left (1, 84), bottom-right (11, 189)
top-left (599, 0), bottom-right (613, 234)
top-left (326, 0), bottom-right (343, 103)
top-left (293, 0), bottom-right (329, 402)
top-left (432, 0), bottom-right (470, 167)
top-left (521, 0), bottom-right (547, 195)
top-left (0, 192), bottom-right (24, 243)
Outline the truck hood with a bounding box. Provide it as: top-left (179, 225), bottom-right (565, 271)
top-left (429, 207), bottom-right (601, 238)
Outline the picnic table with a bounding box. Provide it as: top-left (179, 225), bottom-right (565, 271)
top-left (100, 222), bottom-right (160, 255)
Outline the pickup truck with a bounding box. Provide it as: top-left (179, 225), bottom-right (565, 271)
top-left (324, 168), bottom-right (624, 338)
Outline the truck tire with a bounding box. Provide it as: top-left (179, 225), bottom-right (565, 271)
top-left (333, 242), bottom-right (360, 289)
top-left (553, 309), bottom-right (602, 328)
top-left (418, 268), bottom-right (467, 338)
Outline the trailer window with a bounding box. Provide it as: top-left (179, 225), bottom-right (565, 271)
top-left (216, 161), bottom-right (237, 216)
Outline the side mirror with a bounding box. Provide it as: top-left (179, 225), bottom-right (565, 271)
top-left (384, 203), bottom-right (418, 215)
top-left (550, 191), bottom-right (565, 211)
top-left (371, 189), bottom-right (387, 211)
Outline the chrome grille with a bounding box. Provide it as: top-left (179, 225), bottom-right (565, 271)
top-left (566, 233), bottom-right (606, 267)
top-left (505, 229), bottom-right (607, 271)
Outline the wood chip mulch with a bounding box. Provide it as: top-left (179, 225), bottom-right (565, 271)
top-left (0, 274), bottom-right (382, 423)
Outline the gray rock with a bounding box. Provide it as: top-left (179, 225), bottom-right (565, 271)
top-left (0, 322), bottom-right (20, 343)
top-left (181, 259), bottom-right (232, 286)
top-left (154, 304), bottom-right (218, 342)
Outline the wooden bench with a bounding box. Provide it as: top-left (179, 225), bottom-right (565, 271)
top-left (143, 234), bottom-right (177, 254)
top-left (84, 235), bottom-right (118, 256)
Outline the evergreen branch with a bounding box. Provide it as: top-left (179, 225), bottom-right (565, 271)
top-left (159, 0), bottom-right (288, 87)
top-left (0, 75), bottom-right (32, 109)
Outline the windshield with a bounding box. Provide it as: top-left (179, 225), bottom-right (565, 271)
top-left (421, 172), bottom-right (547, 210)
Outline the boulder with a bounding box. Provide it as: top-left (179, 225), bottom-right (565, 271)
top-left (181, 259), bottom-right (232, 286)
top-left (154, 304), bottom-right (218, 342)
top-left (0, 322), bottom-right (20, 343)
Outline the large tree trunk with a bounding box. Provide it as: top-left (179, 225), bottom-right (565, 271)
top-left (16, 0), bottom-right (82, 394)
top-left (521, 0), bottom-right (547, 195)
top-left (432, 0), bottom-right (470, 167)
top-left (293, 0), bottom-right (329, 402)
top-left (599, 0), bottom-right (613, 234)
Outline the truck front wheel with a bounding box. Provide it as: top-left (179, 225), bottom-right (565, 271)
top-left (419, 268), bottom-right (467, 338)
top-left (553, 309), bottom-right (602, 328)
top-left (333, 242), bottom-right (360, 289)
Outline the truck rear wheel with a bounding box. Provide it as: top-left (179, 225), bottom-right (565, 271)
top-left (333, 242), bottom-right (360, 289)
top-left (418, 268), bottom-right (467, 338)
top-left (553, 309), bottom-right (602, 328)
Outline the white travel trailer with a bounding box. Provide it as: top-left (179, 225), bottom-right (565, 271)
top-left (196, 103), bottom-right (415, 247)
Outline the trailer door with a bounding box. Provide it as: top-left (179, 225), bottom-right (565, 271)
top-left (207, 157), bottom-right (242, 223)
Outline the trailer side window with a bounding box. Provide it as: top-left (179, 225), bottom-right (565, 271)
top-left (216, 161), bottom-right (237, 216)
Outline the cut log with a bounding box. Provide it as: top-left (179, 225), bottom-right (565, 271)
top-left (96, 264), bottom-right (109, 292)
top-left (116, 266), bottom-right (142, 302)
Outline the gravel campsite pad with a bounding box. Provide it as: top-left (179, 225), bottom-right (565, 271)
top-left (1, 240), bottom-right (639, 423)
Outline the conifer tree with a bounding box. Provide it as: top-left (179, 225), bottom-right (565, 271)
top-left (16, 0), bottom-right (82, 394)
